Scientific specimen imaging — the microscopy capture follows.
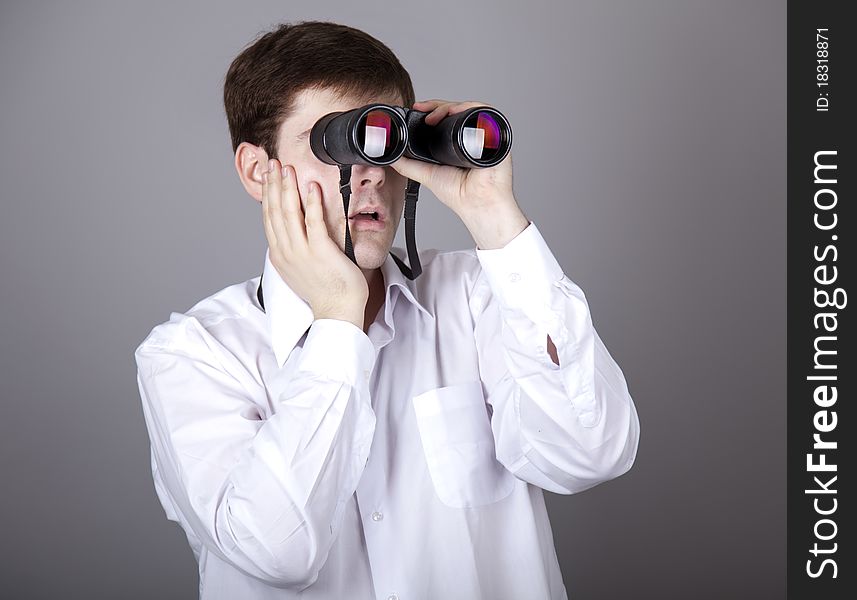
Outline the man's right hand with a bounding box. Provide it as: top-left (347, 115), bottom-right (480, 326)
top-left (262, 158), bottom-right (368, 330)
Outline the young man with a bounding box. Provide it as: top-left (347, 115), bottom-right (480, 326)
top-left (135, 21), bottom-right (640, 600)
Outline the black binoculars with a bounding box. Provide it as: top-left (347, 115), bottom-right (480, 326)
top-left (310, 103), bottom-right (512, 169)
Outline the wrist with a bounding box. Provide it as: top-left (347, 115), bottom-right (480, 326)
top-left (461, 202), bottom-right (530, 250)
top-left (312, 298), bottom-right (367, 330)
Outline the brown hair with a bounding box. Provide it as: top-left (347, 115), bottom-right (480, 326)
top-left (223, 21), bottom-right (416, 160)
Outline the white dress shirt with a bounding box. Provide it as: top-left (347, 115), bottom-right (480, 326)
top-left (135, 221), bottom-right (640, 600)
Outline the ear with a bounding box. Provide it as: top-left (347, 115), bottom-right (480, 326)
top-left (234, 142), bottom-right (270, 203)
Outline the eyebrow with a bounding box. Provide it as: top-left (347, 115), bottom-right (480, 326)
top-left (296, 128), bottom-right (311, 141)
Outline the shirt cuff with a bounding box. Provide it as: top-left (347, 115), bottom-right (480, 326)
top-left (475, 222), bottom-right (565, 315)
top-left (296, 319), bottom-right (377, 386)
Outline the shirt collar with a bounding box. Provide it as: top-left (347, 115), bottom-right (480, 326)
top-left (257, 249), bottom-right (433, 368)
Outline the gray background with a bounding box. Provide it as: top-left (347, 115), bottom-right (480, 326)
top-left (0, 0), bottom-right (785, 598)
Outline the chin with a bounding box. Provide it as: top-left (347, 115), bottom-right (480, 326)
top-left (354, 248), bottom-right (388, 270)
top-left (353, 237), bottom-right (392, 270)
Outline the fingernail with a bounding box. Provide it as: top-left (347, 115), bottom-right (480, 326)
top-left (268, 159), bottom-right (276, 173)
top-left (281, 166), bottom-right (289, 180)
top-left (262, 172), bottom-right (268, 184)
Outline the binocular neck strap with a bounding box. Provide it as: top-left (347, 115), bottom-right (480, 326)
top-left (337, 165), bottom-right (423, 280)
top-left (390, 178), bottom-right (422, 280)
top-left (338, 165), bottom-right (357, 264)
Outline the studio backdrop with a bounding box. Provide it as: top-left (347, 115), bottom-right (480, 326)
top-left (0, 1), bottom-right (784, 598)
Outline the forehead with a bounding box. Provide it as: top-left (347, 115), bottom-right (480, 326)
top-left (280, 86), bottom-right (405, 138)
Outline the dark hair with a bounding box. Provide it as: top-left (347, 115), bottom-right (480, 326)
top-left (223, 21), bottom-right (416, 160)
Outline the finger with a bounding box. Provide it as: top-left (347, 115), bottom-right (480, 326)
top-left (425, 101), bottom-right (489, 125)
top-left (390, 155), bottom-right (440, 185)
top-left (413, 99), bottom-right (446, 111)
top-left (445, 100), bottom-right (487, 116)
top-left (425, 103), bottom-right (454, 126)
top-left (279, 164), bottom-right (308, 248)
top-left (304, 181), bottom-right (330, 246)
top-left (261, 169), bottom-right (279, 248)
top-left (266, 159), bottom-right (296, 252)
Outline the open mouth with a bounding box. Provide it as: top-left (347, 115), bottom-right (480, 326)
top-left (350, 211), bottom-right (381, 221)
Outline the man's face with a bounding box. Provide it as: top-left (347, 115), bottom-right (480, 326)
top-left (274, 87), bottom-right (408, 271)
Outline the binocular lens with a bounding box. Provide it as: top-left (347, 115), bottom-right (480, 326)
top-left (310, 104), bottom-right (407, 166)
top-left (461, 111), bottom-right (503, 163)
top-left (356, 108), bottom-right (403, 160)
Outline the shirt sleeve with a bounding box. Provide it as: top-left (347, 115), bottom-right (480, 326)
top-left (472, 222), bottom-right (640, 495)
top-left (135, 316), bottom-right (377, 590)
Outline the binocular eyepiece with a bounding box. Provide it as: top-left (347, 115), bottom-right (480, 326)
top-left (310, 103), bottom-right (512, 168)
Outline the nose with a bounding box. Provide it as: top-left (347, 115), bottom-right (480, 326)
top-left (352, 164), bottom-right (386, 189)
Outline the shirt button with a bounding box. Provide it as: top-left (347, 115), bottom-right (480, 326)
top-left (509, 272), bottom-right (521, 283)
top-left (371, 511), bottom-right (384, 522)
top-left (387, 594), bottom-right (399, 600)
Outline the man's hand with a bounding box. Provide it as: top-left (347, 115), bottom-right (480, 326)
top-left (390, 99), bottom-right (530, 250)
top-left (262, 159), bottom-right (368, 329)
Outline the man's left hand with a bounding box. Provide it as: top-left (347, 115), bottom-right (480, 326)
top-left (390, 99), bottom-right (530, 250)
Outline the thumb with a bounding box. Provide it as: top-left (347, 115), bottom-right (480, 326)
top-left (390, 155), bottom-right (438, 186)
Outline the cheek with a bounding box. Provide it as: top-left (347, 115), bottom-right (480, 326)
top-left (294, 164), bottom-right (339, 211)
top-left (322, 187), bottom-right (346, 220)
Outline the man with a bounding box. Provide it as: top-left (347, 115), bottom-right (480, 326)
top-left (135, 20), bottom-right (640, 600)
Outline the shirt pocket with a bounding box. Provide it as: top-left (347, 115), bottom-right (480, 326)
top-left (412, 380), bottom-right (516, 508)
